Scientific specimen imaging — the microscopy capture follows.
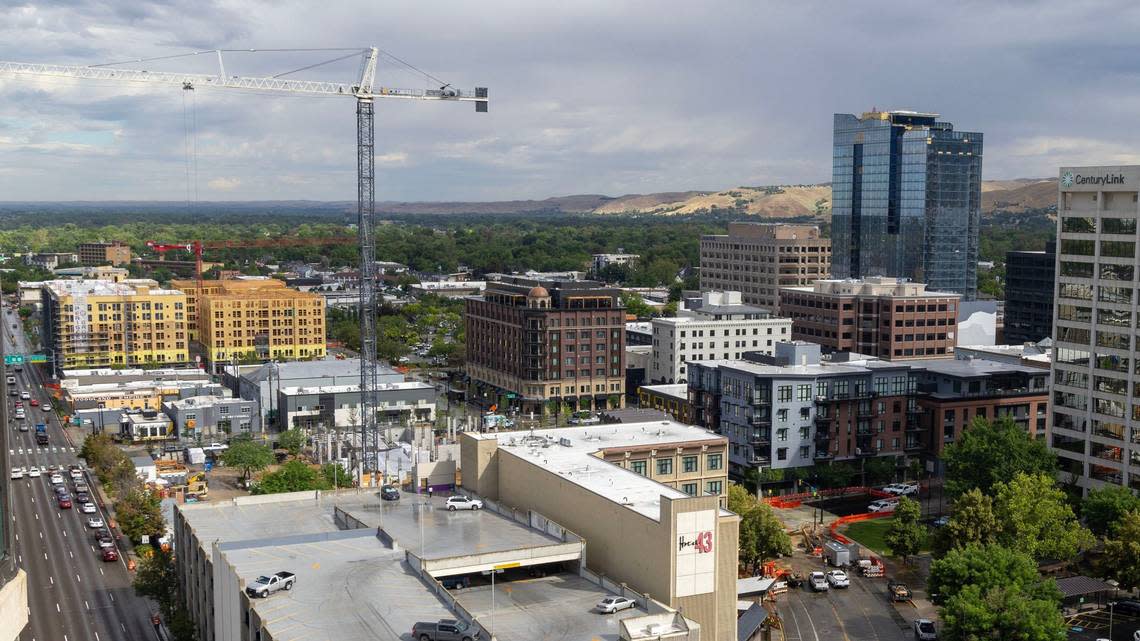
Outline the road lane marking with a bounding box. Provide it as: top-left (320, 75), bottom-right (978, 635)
top-left (43, 552), bottom-right (46, 560)
top-left (49, 576), bottom-right (53, 585)
top-left (62, 530), bottom-right (66, 537)
top-left (55, 603), bottom-right (60, 613)
top-left (68, 550), bottom-right (73, 558)
top-left (84, 601), bottom-right (89, 611)
top-left (109, 592), bottom-right (114, 602)
top-left (38, 532), bottom-right (42, 540)
top-left (99, 567), bottom-right (104, 576)
top-left (795, 599), bottom-right (821, 641)
top-left (75, 574), bottom-right (80, 583)
top-left (120, 623), bottom-right (125, 633)
top-left (95, 633), bottom-right (100, 641)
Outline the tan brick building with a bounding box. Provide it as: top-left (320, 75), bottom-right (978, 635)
top-left (779, 277), bottom-right (959, 360)
top-left (171, 278), bottom-right (325, 368)
top-left (77, 241), bottom-right (131, 267)
top-left (700, 223), bottom-right (831, 311)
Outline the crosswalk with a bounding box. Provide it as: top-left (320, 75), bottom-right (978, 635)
top-left (10, 447), bottom-right (77, 455)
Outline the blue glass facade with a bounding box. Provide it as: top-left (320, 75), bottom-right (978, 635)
top-left (832, 111), bottom-right (982, 300)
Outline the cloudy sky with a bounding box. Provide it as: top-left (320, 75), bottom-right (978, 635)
top-left (1, 0), bottom-right (1138, 202)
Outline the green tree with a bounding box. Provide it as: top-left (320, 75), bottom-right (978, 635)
top-left (931, 544), bottom-right (1065, 641)
top-left (861, 456), bottom-right (896, 486)
top-left (934, 488), bottom-right (998, 556)
top-left (1081, 485), bottom-right (1140, 537)
top-left (993, 472), bottom-right (1094, 562)
top-left (134, 546), bottom-right (197, 641)
top-left (116, 488), bottom-right (165, 543)
top-left (1102, 510), bottom-right (1140, 591)
top-left (727, 482), bottom-right (758, 515)
top-left (321, 463), bottom-right (353, 489)
top-left (252, 460), bottom-right (331, 495)
top-left (942, 416), bottom-right (1057, 498)
top-left (620, 292), bottom-right (656, 319)
top-left (277, 428), bottom-right (307, 458)
top-left (884, 497), bottom-right (926, 562)
top-left (221, 439), bottom-right (274, 481)
top-left (739, 503), bottom-right (791, 568)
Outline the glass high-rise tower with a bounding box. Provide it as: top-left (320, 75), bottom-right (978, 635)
top-left (831, 110), bottom-right (983, 300)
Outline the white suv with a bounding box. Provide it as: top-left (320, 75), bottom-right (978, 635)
top-left (883, 483), bottom-right (919, 497)
top-left (445, 496), bottom-right (484, 511)
top-left (868, 498), bottom-right (899, 513)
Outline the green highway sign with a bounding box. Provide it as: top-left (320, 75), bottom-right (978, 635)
top-left (27, 354), bottom-right (46, 363)
top-left (4, 355), bottom-right (23, 365)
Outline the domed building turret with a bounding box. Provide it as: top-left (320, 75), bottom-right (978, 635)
top-left (526, 285), bottom-right (550, 308)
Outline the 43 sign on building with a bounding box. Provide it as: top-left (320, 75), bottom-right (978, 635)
top-left (675, 510), bottom-right (716, 597)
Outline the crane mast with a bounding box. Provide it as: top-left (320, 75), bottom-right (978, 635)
top-left (1, 47), bottom-right (488, 484)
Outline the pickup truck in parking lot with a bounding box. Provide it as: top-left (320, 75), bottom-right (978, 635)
top-left (411, 618), bottom-right (479, 641)
top-left (245, 571), bottom-right (295, 598)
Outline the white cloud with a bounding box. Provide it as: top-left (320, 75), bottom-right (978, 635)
top-left (206, 176), bottom-right (241, 191)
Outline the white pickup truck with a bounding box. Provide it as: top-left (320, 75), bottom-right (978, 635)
top-left (245, 572), bottom-right (295, 598)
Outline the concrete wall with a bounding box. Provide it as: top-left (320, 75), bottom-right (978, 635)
top-left (213, 542), bottom-right (244, 641)
top-left (459, 434), bottom-right (500, 500)
top-left (476, 446), bottom-right (738, 641)
top-left (0, 570), bottom-right (28, 641)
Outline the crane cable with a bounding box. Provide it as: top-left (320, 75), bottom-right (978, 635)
top-left (180, 84), bottom-right (199, 213)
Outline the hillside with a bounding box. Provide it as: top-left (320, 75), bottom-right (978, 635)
top-left (981, 178), bottom-right (1057, 213)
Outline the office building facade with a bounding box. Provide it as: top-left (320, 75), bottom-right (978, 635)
top-left (465, 276), bottom-right (626, 415)
top-left (779, 277), bottom-right (959, 360)
top-left (832, 110), bottom-right (982, 300)
top-left (77, 241), bottom-right (131, 267)
top-left (699, 223), bottom-right (830, 311)
top-left (649, 291), bottom-right (792, 384)
top-left (1004, 241), bottom-right (1057, 344)
top-left (41, 279), bottom-right (189, 374)
top-left (1050, 165), bottom-right (1140, 493)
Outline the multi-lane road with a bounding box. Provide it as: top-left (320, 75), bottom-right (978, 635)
top-left (4, 312), bottom-right (157, 641)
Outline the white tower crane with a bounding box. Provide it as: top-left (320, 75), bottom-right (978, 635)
top-left (0, 48), bottom-right (488, 483)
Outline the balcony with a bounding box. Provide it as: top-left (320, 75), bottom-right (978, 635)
top-left (813, 450), bottom-right (834, 460)
top-left (814, 431), bottom-right (831, 443)
top-left (749, 455), bottom-right (772, 466)
top-left (906, 423), bottom-right (926, 432)
top-left (750, 435), bottom-right (772, 447)
top-left (751, 394), bottom-right (771, 406)
top-left (750, 415), bottom-right (772, 427)
top-left (814, 415), bottom-right (831, 425)
top-left (904, 441), bottom-right (924, 451)
top-left (854, 447), bottom-right (878, 457)
top-left (856, 408), bottom-right (875, 419)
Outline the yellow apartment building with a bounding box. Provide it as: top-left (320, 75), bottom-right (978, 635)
top-left (42, 280), bottom-right (189, 374)
top-left (171, 278), bottom-right (326, 367)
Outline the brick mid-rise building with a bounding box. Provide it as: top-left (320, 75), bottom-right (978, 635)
top-left (77, 242), bottom-right (131, 267)
top-left (779, 277), bottom-right (960, 360)
top-left (465, 276), bottom-right (626, 415)
top-left (700, 223), bottom-right (831, 311)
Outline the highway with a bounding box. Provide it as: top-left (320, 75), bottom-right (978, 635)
top-left (4, 311), bottom-right (157, 641)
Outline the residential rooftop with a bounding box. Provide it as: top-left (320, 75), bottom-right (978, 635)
top-left (468, 420), bottom-right (729, 521)
top-left (42, 278), bottom-right (182, 297)
top-left (639, 383), bottom-right (689, 401)
top-left (278, 380), bottom-right (434, 396)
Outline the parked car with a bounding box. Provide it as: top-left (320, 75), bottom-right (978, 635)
top-left (568, 411), bottom-right (600, 425)
top-left (883, 483), bottom-right (919, 496)
top-left (868, 499), bottom-right (899, 513)
top-left (410, 618), bottom-right (479, 641)
top-left (825, 570), bottom-right (850, 588)
top-left (380, 485), bottom-right (400, 501)
top-left (439, 575), bottom-right (470, 590)
top-left (245, 572), bottom-right (295, 598)
top-left (101, 548), bottom-right (119, 562)
top-left (931, 516), bottom-right (950, 528)
top-left (596, 596), bottom-right (636, 613)
top-left (888, 580), bottom-right (913, 602)
top-left (87, 517), bottom-right (104, 529)
top-left (808, 571), bottom-right (829, 592)
top-left (445, 496), bottom-right (483, 511)
top-left (913, 618), bottom-right (937, 640)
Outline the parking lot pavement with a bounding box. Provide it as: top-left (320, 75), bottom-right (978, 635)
top-left (775, 573), bottom-right (915, 641)
top-left (1065, 609), bottom-right (1140, 641)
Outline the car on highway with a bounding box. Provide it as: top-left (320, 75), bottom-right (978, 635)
top-left (87, 517), bottom-right (104, 529)
top-left (595, 596), bottom-right (636, 613)
top-left (445, 496), bottom-right (483, 511)
top-left (58, 495), bottom-right (72, 509)
top-left (13, 401), bottom-right (22, 409)
top-left (868, 498), bottom-right (899, 513)
top-left (17, 423), bottom-right (28, 432)
top-left (74, 482), bottom-right (89, 494)
top-left (96, 530), bottom-right (114, 548)
top-left (913, 618), bottom-right (937, 640)
top-left (808, 571), bottom-right (829, 592)
top-left (10, 467), bottom-right (24, 480)
top-left (76, 491), bottom-right (90, 503)
top-left (14, 409), bottom-right (25, 420)
top-left (42, 404), bottom-right (51, 412)
top-left (28, 399), bottom-right (37, 407)
top-left (825, 570), bottom-right (850, 588)
top-left (101, 547), bottom-right (119, 562)
top-left (19, 391), bottom-right (28, 400)
top-left (27, 466), bottom-right (40, 478)
top-left (54, 485), bottom-right (68, 496)
top-left (80, 502), bottom-right (97, 514)
top-left (50, 473), bottom-right (64, 485)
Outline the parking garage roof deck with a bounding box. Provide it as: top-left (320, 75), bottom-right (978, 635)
top-left (471, 420), bottom-right (730, 521)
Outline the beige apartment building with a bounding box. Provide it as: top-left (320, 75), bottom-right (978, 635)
top-left (77, 241), bottom-right (131, 266)
top-left (700, 223), bottom-right (831, 311)
top-left (41, 279), bottom-right (189, 374)
top-left (171, 278), bottom-right (326, 368)
top-left (462, 421), bottom-right (739, 641)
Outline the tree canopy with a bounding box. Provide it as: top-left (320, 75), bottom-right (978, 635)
top-left (252, 460), bottom-right (331, 495)
top-left (934, 488), bottom-right (998, 556)
top-left (727, 483), bottom-right (790, 570)
top-left (1081, 485), bottom-right (1140, 537)
top-left (942, 416), bottom-right (1057, 498)
top-left (884, 496), bottom-right (926, 562)
top-left (221, 439), bottom-right (274, 481)
top-left (1102, 509), bottom-right (1140, 592)
top-left (992, 472), bottom-right (1093, 562)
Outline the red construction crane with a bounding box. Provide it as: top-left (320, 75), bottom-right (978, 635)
top-left (145, 236), bottom-right (356, 280)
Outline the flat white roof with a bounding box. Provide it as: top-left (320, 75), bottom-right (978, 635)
top-left (471, 420), bottom-right (728, 521)
top-left (42, 279), bottom-right (182, 297)
top-left (280, 381), bottom-right (434, 395)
